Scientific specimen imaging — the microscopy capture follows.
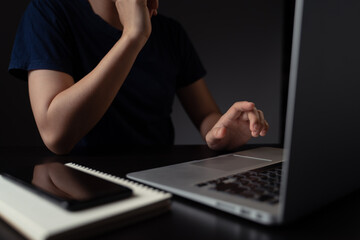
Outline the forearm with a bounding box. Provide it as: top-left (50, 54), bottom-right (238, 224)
top-left (176, 78), bottom-right (222, 141)
top-left (40, 35), bottom-right (145, 154)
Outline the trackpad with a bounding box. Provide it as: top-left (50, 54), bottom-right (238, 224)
top-left (192, 155), bottom-right (269, 171)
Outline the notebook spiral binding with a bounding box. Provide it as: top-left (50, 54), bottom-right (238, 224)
top-left (65, 162), bottom-right (170, 196)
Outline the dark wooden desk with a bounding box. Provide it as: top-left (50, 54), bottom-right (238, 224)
top-left (1, 145), bottom-right (359, 240)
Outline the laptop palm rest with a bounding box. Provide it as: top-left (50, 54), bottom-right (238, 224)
top-left (192, 155), bottom-right (273, 171)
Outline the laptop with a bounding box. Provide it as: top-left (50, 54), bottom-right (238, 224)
top-left (127, 0), bottom-right (360, 225)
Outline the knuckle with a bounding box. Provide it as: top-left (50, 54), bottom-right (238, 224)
top-left (232, 101), bottom-right (241, 108)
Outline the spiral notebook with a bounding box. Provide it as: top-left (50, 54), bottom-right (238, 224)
top-left (0, 163), bottom-right (172, 240)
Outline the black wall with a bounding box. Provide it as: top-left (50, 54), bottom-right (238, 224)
top-left (1, 0), bottom-right (285, 147)
top-left (1, 1), bottom-right (41, 147)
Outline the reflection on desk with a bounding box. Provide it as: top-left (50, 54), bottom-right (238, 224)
top-left (0, 145), bottom-right (360, 240)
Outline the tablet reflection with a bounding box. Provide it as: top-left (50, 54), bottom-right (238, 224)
top-left (32, 162), bottom-right (94, 200)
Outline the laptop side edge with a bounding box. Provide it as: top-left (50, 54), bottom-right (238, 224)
top-left (278, 0), bottom-right (304, 224)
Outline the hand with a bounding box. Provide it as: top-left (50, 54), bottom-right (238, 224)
top-left (114, 0), bottom-right (159, 43)
top-left (147, 0), bottom-right (159, 17)
top-left (206, 101), bottom-right (269, 151)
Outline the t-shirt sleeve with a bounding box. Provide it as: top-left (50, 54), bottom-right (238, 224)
top-left (173, 21), bottom-right (207, 89)
top-left (8, 0), bottom-right (74, 81)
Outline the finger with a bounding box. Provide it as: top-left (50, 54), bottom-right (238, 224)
top-left (224, 101), bottom-right (255, 121)
top-left (257, 109), bottom-right (265, 132)
top-left (246, 108), bottom-right (261, 137)
top-left (260, 119), bottom-right (269, 136)
top-left (206, 127), bottom-right (227, 150)
top-left (147, 0), bottom-right (159, 12)
top-left (211, 127), bottom-right (226, 140)
top-left (149, 9), bottom-right (155, 17)
top-left (257, 110), bottom-right (268, 136)
top-left (146, 0), bottom-right (155, 17)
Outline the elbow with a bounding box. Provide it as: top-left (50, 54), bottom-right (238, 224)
top-left (41, 130), bottom-right (75, 155)
top-left (47, 145), bottom-right (73, 156)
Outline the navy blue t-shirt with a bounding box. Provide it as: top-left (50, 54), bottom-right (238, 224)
top-left (9, 0), bottom-right (206, 147)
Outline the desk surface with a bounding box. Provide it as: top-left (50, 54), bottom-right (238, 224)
top-left (1, 145), bottom-right (359, 240)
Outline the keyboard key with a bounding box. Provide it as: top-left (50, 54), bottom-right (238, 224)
top-left (196, 163), bottom-right (282, 205)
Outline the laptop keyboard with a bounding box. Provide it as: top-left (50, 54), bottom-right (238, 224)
top-left (196, 163), bottom-right (282, 204)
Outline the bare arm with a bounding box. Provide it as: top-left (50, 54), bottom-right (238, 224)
top-left (178, 78), bottom-right (269, 151)
top-left (29, 0), bottom-right (158, 154)
top-left (177, 78), bottom-right (222, 138)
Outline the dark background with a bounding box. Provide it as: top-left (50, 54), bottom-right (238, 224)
top-left (0, 0), bottom-right (285, 147)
